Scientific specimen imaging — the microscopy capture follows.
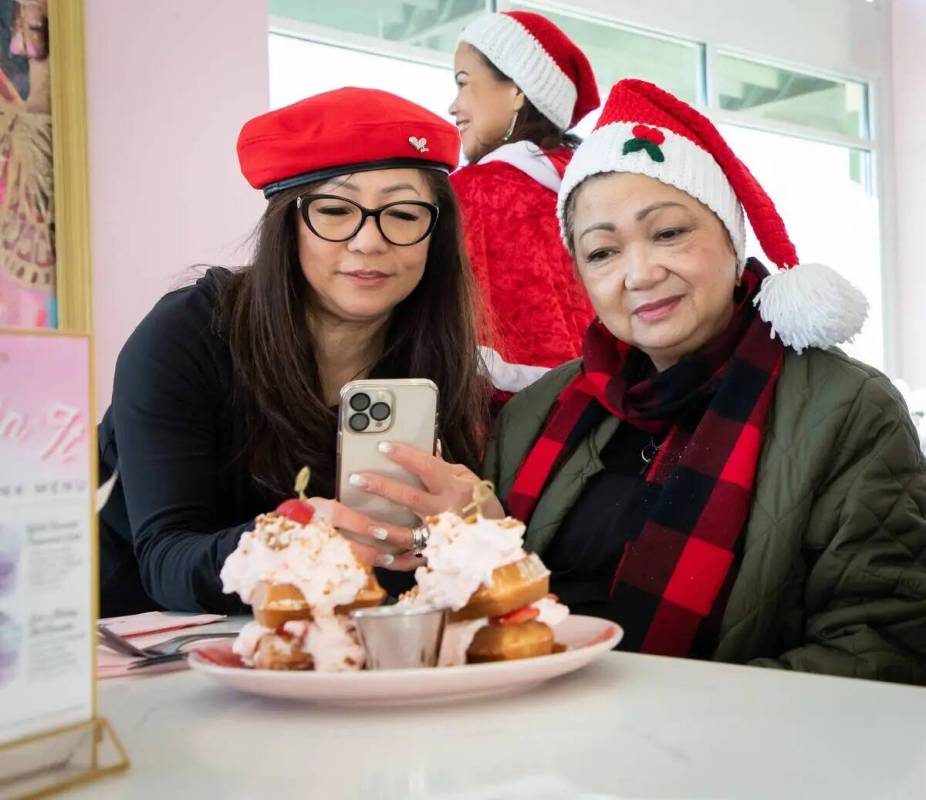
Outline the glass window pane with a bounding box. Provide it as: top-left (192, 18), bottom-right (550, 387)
top-left (269, 34), bottom-right (453, 122)
top-left (716, 53), bottom-right (868, 139)
top-left (509, 2), bottom-right (703, 107)
top-left (269, 0), bottom-right (487, 54)
top-left (719, 124), bottom-right (882, 367)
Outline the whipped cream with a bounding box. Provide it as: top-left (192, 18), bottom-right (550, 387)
top-left (414, 512), bottom-right (526, 611)
top-left (232, 616), bottom-right (364, 672)
top-left (437, 618), bottom-right (486, 667)
top-left (233, 620), bottom-right (273, 665)
top-left (220, 512), bottom-right (368, 616)
top-left (532, 596), bottom-right (569, 628)
top-left (303, 615), bottom-right (364, 672)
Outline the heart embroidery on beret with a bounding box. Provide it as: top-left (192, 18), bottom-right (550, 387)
top-left (408, 136), bottom-right (429, 153)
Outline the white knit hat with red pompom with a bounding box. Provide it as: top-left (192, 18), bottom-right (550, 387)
top-left (459, 11), bottom-right (600, 131)
top-left (558, 79), bottom-right (868, 354)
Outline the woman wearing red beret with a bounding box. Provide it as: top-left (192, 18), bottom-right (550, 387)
top-left (97, 88), bottom-right (489, 615)
top-left (449, 11), bottom-right (600, 396)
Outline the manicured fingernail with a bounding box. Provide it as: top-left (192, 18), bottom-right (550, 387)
top-left (377, 553), bottom-right (395, 566)
top-left (377, 441), bottom-right (394, 454)
top-left (370, 526), bottom-right (388, 541)
top-left (349, 473), bottom-right (368, 488)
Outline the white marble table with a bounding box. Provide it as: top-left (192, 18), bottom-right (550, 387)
top-left (75, 624), bottom-right (926, 800)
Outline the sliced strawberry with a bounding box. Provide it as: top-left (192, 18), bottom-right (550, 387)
top-left (275, 498), bottom-right (315, 524)
top-left (490, 605), bottom-right (540, 626)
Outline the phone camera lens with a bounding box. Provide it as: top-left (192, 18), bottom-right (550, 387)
top-left (369, 402), bottom-right (391, 421)
top-left (349, 393), bottom-right (371, 412)
top-left (349, 413), bottom-right (369, 432)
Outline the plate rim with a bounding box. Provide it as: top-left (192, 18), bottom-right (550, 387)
top-left (188, 614), bottom-right (622, 681)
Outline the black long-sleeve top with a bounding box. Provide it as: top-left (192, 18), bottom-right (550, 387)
top-left (98, 269), bottom-right (412, 616)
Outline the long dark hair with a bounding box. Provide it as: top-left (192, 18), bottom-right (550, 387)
top-left (217, 170), bottom-right (489, 500)
top-left (479, 51), bottom-right (581, 151)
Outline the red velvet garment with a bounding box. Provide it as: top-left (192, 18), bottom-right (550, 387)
top-left (451, 156), bottom-right (594, 372)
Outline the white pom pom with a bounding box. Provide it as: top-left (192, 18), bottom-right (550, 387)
top-left (753, 263), bottom-right (868, 354)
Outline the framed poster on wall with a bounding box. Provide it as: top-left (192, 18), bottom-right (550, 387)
top-left (0, 0), bottom-right (92, 333)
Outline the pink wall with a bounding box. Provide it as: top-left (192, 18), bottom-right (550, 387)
top-left (893, 0), bottom-right (926, 386)
top-left (84, 0), bottom-right (269, 411)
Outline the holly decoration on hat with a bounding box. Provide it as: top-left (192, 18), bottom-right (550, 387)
top-left (275, 466), bottom-right (315, 524)
top-left (622, 124), bottom-right (666, 163)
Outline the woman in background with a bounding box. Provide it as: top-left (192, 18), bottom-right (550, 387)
top-left (450, 11), bottom-right (599, 395)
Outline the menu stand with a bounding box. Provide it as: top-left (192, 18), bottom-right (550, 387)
top-left (0, 330), bottom-right (128, 799)
top-left (0, 717), bottom-right (128, 799)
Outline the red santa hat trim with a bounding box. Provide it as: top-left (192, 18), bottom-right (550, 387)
top-left (459, 11), bottom-right (599, 131)
top-left (557, 79), bottom-right (868, 354)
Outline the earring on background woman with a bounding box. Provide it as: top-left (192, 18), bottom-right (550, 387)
top-left (502, 110), bottom-right (518, 143)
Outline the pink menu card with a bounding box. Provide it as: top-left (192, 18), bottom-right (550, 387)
top-left (0, 330), bottom-right (94, 745)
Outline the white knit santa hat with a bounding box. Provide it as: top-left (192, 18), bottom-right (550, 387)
top-left (459, 11), bottom-right (600, 131)
top-left (558, 79), bottom-right (868, 354)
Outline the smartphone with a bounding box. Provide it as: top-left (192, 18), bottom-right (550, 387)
top-left (336, 378), bottom-right (439, 530)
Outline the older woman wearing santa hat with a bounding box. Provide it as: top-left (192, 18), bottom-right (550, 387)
top-left (359, 79), bottom-right (926, 684)
top-left (449, 11), bottom-right (600, 394)
top-left (97, 88), bottom-right (490, 616)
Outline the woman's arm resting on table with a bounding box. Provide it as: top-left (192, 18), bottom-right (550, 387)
top-left (112, 291), bottom-right (250, 613)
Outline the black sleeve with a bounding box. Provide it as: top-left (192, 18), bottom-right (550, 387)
top-left (111, 282), bottom-right (250, 613)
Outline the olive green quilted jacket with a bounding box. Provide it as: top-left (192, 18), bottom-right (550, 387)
top-left (483, 347), bottom-right (926, 684)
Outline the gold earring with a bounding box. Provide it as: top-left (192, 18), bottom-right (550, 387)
top-left (502, 110), bottom-right (518, 143)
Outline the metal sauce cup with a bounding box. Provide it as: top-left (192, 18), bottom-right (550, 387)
top-left (350, 605), bottom-right (447, 670)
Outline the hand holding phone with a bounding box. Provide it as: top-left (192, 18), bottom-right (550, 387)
top-left (336, 379), bottom-right (438, 529)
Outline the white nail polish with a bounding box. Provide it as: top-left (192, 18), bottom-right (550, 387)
top-left (349, 473), bottom-right (367, 488)
top-left (378, 553), bottom-right (395, 566)
top-left (377, 441), bottom-right (394, 454)
top-left (370, 527), bottom-right (388, 541)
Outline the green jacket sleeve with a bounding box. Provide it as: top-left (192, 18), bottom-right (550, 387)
top-left (482, 424), bottom-right (502, 490)
top-left (752, 375), bottom-right (926, 683)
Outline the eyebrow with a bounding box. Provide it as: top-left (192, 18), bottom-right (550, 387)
top-left (318, 180), bottom-right (420, 196)
top-left (578, 222), bottom-right (616, 241)
top-left (579, 201), bottom-right (688, 240)
top-left (380, 183), bottom-right (420, 196)
top-left (636, 201), bottom-right (686, 220)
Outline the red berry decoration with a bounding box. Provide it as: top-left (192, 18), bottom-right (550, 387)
top-left (631, 124), bottom-right (665, 145)
top-left (274, 466), bottom-right (314, 523)
top-left (623, 124), bottom-right (666, 163)
top-left (275, 498), bottom-right (314, 524)
top-left (490, 605), bottom-right (540, 626)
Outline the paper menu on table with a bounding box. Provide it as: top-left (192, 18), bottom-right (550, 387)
top-left (0, 330), bottom-right (95, 746)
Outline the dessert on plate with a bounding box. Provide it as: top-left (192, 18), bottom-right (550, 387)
top-left (403, 497), bottom-right (569, 665)
top-left (220, 469), bottom-right (385, 671)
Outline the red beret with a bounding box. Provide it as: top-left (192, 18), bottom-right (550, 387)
top-left (237, 87), bottom-right (460, 197)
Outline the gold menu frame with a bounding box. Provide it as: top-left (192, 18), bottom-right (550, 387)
top-left (49, 0), bottom-right (93, 332)
top-left (0, 329), bottom-right (127, 799)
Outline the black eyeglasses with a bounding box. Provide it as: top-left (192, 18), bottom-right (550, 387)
top-left (296, 194), bottom-right (440, 247)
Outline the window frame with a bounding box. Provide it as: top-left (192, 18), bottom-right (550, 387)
top-left (269, 0), bottom-right (895, 372)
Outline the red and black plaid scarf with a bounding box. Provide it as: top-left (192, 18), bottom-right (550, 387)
top-left (508, 260), bottom-right (785, 657)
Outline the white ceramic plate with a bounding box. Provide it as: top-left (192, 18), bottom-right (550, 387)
top-left (188, 614), bottom-right (622, 707)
